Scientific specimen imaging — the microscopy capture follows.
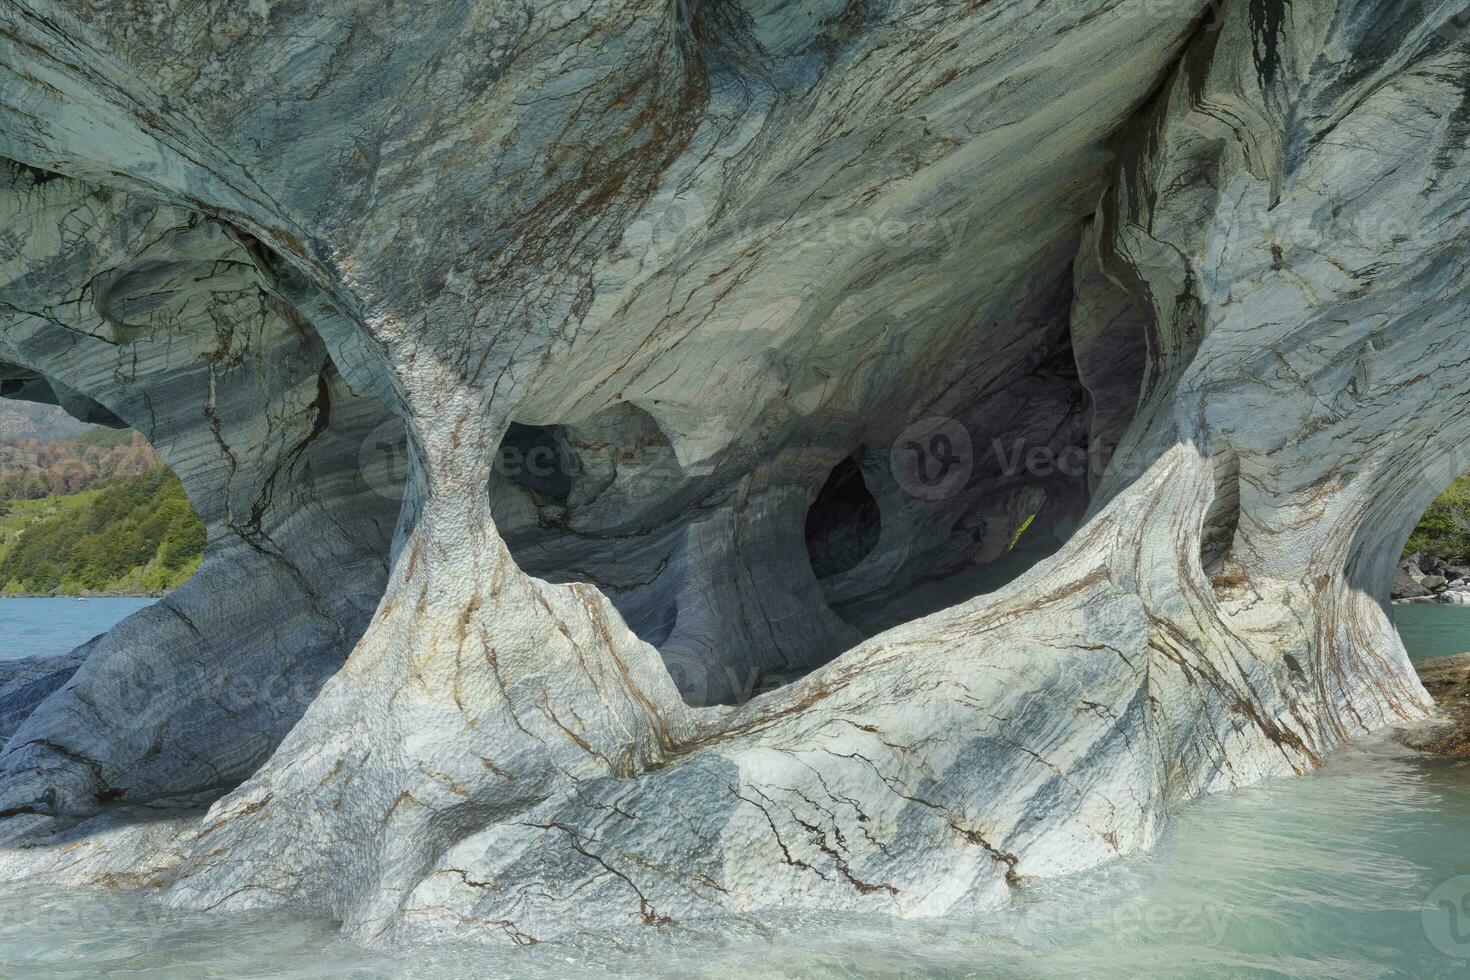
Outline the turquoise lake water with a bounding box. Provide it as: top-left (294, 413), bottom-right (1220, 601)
top-left (1393, 602), bottom-right (1470, 662)
top-left (0, 598), bottom-right (1468, 976)
top-left (0, 597), bottom-right (155, 661)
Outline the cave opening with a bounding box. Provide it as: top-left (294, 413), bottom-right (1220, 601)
top-left (1377, 461), bottom-right (1470, 763)
top-left (488, 406), bottom-right (688, 654)
top-left (497, 422), bottom-right (579, 507)
top-left (804, 454), bottom-right (881, 581)
top-left (0, 396), bottom-right (208, 744)
top-left (469, 246), bottom-right (1162, 709)
top-left (811, 307), bottom-right (1103, 646)
top-left (1388, 465), bottom-right (1470, 661)
top-left (0, 395), bottom-right (205, 600)
top-left (0, 180), bottom-right (410, 810)
top-left (480, 283), bottom-right (1137, 706)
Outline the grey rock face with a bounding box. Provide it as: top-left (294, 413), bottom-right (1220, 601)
top-left (0, 650), bottom-right (85, 744)
top-left (0, 0), bottom-right (1464, 949)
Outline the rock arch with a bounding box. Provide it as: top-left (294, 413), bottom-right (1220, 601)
top-left (0, 164), bottom-right (402, 818)
top-left (0, 0), bottom-right (1462, 951)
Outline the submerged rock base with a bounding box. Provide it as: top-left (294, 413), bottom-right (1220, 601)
top-left (1405, 655), bottom-right (1470, 759)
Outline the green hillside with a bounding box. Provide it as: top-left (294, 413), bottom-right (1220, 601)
top-left (0, 465), bottom-right (205, 594)
top-left (1404, 473), bottom-right (1470, 559)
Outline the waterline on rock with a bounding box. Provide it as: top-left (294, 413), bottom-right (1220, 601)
top-left (0, 587), bottom-right (1467, 973)
top-left (0, 738), bottom-right (1465, 977)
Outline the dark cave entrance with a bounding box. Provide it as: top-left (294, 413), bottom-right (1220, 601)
top-left (804, 455), bottom-right (881, 581)
top-left (497, 422), bottom-right (578, 507)
top-left (481, 282), bottom-right (1140, 705)
top-left (489, 407), bottom-right (688, 652)
top-left (811, 312), bottom-right (1105, 645)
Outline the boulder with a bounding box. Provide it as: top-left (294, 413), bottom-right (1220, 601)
top-left (1393, 569), bottom-right (1431, 599)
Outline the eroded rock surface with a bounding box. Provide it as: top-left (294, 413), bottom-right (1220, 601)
top-left (0, 649), bottom-right (84, 744)
top-left (0, 0), bottom-right (1465, 949)
top-left (0, 164), bottom-right (402, 820)
top-left (1404, 654), bottom-right (1470, 757)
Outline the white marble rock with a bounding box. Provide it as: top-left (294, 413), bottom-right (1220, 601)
top-left (0, 0), bottom-right (1463, 949)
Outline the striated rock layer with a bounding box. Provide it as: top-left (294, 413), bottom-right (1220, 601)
top-left (0, 0), bottom-right (1466, 947)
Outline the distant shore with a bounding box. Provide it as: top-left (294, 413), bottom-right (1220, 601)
top-left (0, 590), bottom-right (166, 599)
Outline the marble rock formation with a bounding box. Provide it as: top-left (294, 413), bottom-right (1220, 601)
top-left (0, 0), bottom-right (1466, 947)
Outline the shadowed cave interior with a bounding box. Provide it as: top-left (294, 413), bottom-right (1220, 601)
top-left (484, 268), bottom-right (1140, 705)
top-left (0, 220), bottom-right (1155, 713)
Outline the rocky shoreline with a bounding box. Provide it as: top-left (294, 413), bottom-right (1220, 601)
top-left (1391, 553), bottom-right (1470, 605)
top-left (0, 591), bottom-right (165, 600)
top-left (1405, 654), bottom-right (1470, 758)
